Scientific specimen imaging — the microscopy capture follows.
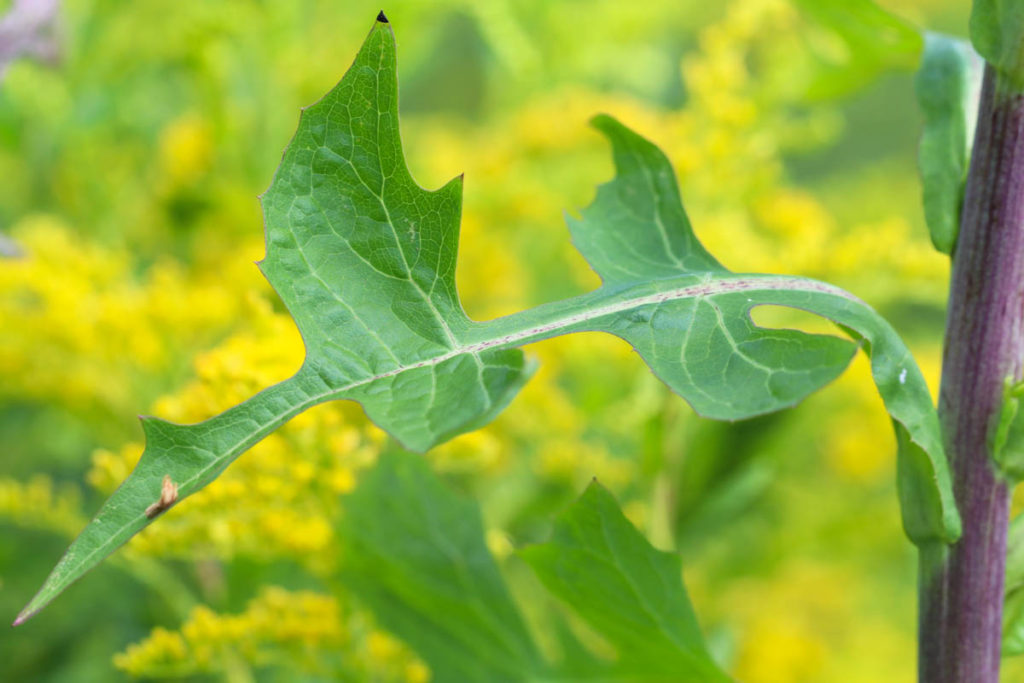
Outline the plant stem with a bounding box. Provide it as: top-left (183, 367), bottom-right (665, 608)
top-left (921, 65), bottom-right (1024, 683)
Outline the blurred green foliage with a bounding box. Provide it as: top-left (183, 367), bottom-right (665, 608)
top-left (4, 0), bottom-right (1020, 680)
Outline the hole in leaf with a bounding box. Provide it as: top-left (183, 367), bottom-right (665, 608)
top-left (749, 304), bottom-right (839, 337)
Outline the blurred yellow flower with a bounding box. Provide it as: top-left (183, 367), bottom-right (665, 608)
top-left (114, 587), bottom-right (348, 677)
top-left (0, 476), bottom-right (84, 538)
top-left (158, 113), bottom-right (213, 185)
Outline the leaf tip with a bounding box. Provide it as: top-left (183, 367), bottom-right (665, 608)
top-left (582, 478), bottom-right (611, 502)
top-left (376, 10), bottom-right (389, 23)
top-left (588, 112), bottom-right (617, 133)
top-left (138, 414), bottom-right (173, 442)
top-left (12, 606), bottom-right (36, 627)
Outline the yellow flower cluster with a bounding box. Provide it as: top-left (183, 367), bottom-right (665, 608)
top-left (0, 215), bottom-right (258, 415)
top-left (158, 113), bottom-right (213, 188)
top-left (115, 587), bottom-right (428, 681)
top-left (114, 587), bottom-right (343, 676)
top-left (715, 559), bottom-right (915, 682)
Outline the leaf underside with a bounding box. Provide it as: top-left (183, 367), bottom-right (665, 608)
top-left (17, 16), bottom-right (960, 624)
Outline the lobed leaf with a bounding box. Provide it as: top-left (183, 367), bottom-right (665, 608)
top-left (17, 14), bottom-right (960, 624)
top-left (915, 33), bottom-right (983, 255)
top-left (520, 481), bottom-right (730, 681)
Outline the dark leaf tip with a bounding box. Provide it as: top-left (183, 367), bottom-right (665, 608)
top-left (376, 10), bottom-right (389, 23)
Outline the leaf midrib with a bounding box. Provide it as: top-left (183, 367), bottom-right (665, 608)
top-left (42, 272), bottom-right (860, 612)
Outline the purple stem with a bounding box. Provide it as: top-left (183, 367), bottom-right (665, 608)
top-left (920, 65), bottom-right (1024, 682)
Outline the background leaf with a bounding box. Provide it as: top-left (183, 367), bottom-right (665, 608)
top-left (521, 481), bottom-right (731, 681)
top-left (793, 0), bottom-right (923, 101)
top-left (342, 450), bottom-right (730, 681)
top-left (339, 450), bottom-right (545, 682)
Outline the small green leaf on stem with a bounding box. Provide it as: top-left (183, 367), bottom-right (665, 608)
top-left (971, 0), bottom-right (1024, 91)
top-left (915, 34), bottom-right (983, 255)
top-left (989, 377), bottom-right (1024, 481)
top-left (1003, 514), bottom-right (1024, 655)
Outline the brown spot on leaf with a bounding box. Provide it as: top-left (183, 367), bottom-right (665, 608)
top-left (145, 475), bottom-right (178, 519)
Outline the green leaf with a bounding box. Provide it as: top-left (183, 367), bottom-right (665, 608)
top-left (1004, 514), bottom-right (1024, 655)
top-left (1006, 513), bottom-right (1024, 593)
top-left (915, 33), bottom-right (983, 255)
top-left (971, 0), bottom-right (1024, 91)
top-left (18, 14), bottom-right (960, 623)
top-left (989, 378), bottom-right (1024, 481)
top-left (794, 0), bottom-right (923, 100)
top-left (339, 450), bottom-right (545, 681)
top-left (341, 451), bottom-right (725, 680)
top-left (1005, 590), bottom-right (1024, 657)
top-left (521, 481), bottom-right (731, 682)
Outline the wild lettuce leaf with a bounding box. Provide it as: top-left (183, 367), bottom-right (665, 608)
top-left (16, 14), bottom-right (959, 624)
